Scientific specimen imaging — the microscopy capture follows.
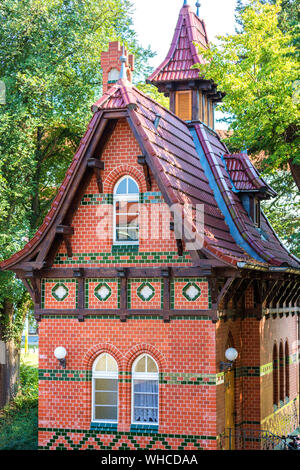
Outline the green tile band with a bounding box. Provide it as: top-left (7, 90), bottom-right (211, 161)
top-left (39, 369), bottom-right (217, 386)
top-left (42, 315), bottom-right (212, 320)
top-left (80, 192), bottom-right (164, 206)
top-left (38, 427), bottom-right (217, 450)
top-left (54, 251), bottom-right (192, 265)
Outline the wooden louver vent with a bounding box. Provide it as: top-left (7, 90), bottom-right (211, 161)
top-left (175, 91), bottom-right (192, 121)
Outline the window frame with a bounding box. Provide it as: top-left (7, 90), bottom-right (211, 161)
top-left (92, 353), bottom-right (119, 424)
top-left (131, 353), bottom-right (159, 426)
top-left (113, 176), bottom-right (140, 246)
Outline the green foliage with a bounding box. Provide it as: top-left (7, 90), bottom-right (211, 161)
top-left (0, 355), bottom-right (38, 450)
top-left (194, 0), bottom-right (299, 172)
top-left (0, 0), bottom-right (155, 343)
top-left (194, 0), bottom-right (299, 256)
top-left (136, 82), bottom-right (169, 109)
top-left (262, 173), bottom-right (300, 256)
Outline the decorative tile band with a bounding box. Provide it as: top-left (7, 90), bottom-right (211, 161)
top-left (80, 192), bottom-right (164, 206)
top-left (39, 369), bottom-right (217, 386)
top-left (127, 278), bottom-right (164, 309)
top-left (54, 251), bottom-right (192, 265)
top-left (170, 278), bottom-right (211, 309)
top-left (41, 315), bottom-right (212, 320)
top-left (39, 360), bottom-right (297, 383)
top-left (39, 369), bottom-right (92, 381)
top-left (41, 279), bottom-right (78, 309)
top-left (84, 278), bottom-right (120, 309)
top-left (161, 372), bottom-right (216, 386)
top-left (38, 427), bottom-right (217, 450)
top-left (81, 194), bottom-right (113, 205)
top-left (140, 192), bottom-right (164, 204)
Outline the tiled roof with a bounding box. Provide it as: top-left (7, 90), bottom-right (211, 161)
top-left (147, 5), bottom-right (209, 84)
top-left (195, 124), bottom-right (299, 268)
top-left (223, 152), bottom-right (277, 197)
top-left (1, 80), bottom-right (299, 270)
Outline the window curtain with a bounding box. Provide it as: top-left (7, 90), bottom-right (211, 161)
top-left (133, 380), bottom-right (158, 423)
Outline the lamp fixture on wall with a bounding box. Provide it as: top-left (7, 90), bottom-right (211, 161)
top-left (54, 346), bottom-right (67, 369)
top-left (219, 347), bottom-right (238, 372)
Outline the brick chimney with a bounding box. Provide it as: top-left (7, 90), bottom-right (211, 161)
top-left (101, 41), bottom-right (135, 93)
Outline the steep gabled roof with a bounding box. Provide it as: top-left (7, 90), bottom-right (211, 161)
top-left (1, 79), bottom-right (299, 271)
top-left (147, 4), bottom-right (209, 84)
top-left (223, 152), bottom-right (277, 197)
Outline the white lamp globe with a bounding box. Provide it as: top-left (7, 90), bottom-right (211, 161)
top-left (54, 346), bottom-right (67, 360)
top-left (225, 347), bottom-right (238, 362)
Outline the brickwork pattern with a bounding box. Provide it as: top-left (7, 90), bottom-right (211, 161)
top-left (38, 317), bottom-right (217, 449)
top-left (53, 119), bottom-right (193, 268)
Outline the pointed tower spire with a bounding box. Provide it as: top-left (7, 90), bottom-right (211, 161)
top-left (196, 2), bottom-right (201, 16)
top-left (147, 3), bottom-right (224, 127)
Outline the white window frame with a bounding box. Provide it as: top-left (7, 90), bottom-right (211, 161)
top-left (131, 354), bottom-right (159, 426)
top-left (92, 353), bottom-right (119, 424)
top-left (113, 175), bottom-right (139, 246)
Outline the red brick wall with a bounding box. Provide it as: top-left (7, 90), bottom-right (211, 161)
top-left (38, 317), bottom-right (218, 450)
top-left (216, 286), bottom-right (299, 448)
top-left (53, 119), bottom-right (193, 268)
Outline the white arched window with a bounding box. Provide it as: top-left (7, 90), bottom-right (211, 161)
top-left (132, 354), bottom-right (159, 424)
top-left (113, 176), bottom-right (139, 244)
top-left (92, 353), bottom-right (118, 423)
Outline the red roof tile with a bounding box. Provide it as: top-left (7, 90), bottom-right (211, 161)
top-left (223, 152), bottom-right (277, 197)
top-left (147, 5), bottom-right (209, 84)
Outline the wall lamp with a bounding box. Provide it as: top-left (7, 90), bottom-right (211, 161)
top-left (220, 347), bottom-right (238, 372)
top-left (54, 347), bottom-right (67, 369)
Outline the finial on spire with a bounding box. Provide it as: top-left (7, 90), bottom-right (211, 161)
top-left (119, 45), bottom-right (127, 80)
top-left (195, 1), bottom-right (201, 16)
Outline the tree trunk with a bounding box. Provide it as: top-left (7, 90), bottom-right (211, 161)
top-left (0, 302), bottom-right (20, 408)
top-left (288, 160), bottom-right (300, 193)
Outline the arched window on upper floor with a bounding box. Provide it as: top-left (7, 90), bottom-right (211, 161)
top-left (92, 353), bottom-right (118, 423)
top-left (113, 176), bottom-right (139, 245)
top-left (132, 354), bottom-right (159, 425)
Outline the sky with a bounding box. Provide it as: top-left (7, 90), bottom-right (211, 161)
top-left (131, 0), bottom-right (238, 128)
top-left (131, 0), bottom-right (237, 68)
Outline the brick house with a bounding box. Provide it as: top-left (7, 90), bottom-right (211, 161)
top-left (1, 2), bottom-right (300, 450)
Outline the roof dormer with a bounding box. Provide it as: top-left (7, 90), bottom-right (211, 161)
top-left (222, 151), bottom-right (277, 231)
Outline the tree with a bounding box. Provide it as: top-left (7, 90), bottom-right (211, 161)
top-left (135, 82), bottom-right (169, 108)
top-left (0, 0), bottom-right (154, 405)
top-left (194, 0), bottom-right (300, 190)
